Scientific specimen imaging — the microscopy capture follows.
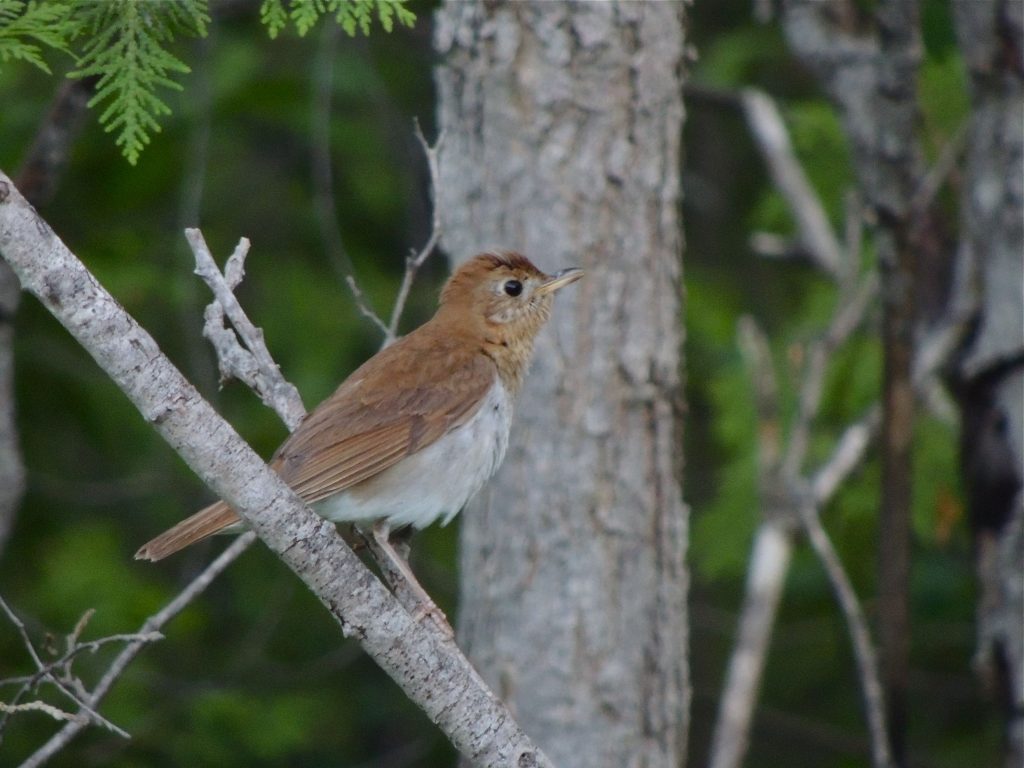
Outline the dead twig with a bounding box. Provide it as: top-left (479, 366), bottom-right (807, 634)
top-left (17, 533), bottom-right (256, 768)
top-left (384, 120), bottom-right (445, 343)
top-left (187, 230), bottom-right (306, 431)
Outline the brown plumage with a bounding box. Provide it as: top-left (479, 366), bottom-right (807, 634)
top-left (135, 251), bottom-right (582, 562)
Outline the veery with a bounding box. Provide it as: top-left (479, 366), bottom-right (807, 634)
top-left (136, 252), bottom-right (582, 617)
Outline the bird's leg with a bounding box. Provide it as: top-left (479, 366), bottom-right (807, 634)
top-left (365, 521), bottom-right (453, 640)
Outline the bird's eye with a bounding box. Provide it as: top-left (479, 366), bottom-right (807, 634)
top-left (503, 279), bottom-right (523, 297)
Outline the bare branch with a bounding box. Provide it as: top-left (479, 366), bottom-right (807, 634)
top-left (17, 533), bottom-right (256, 768)
top-left (309, 22), bottom-right (389, 334)
top-left (740, 88), bottom-right (844, 279)
top-left (344, 274), bottom-right (391, 338)
top-left (0, 597), bottom-right (131, 740)
top-left (0, 171), bottom-right (552, 768)
top-left (709, 521), bottom-right (794, 768)
top-left (0, 701), bottom-right (82, 725)
top-left (710, 317), bottom-right (795, 768)
top-left (385, 120), bottom-right (445, 343)
top-left (783, 272), bottom-right (879, 481)
top-left (713, 276), bottom-right (883, 768)
top-left (187, 230), bottom-right (306, 431)
top-left (798, 501), bottom-right (892, 768)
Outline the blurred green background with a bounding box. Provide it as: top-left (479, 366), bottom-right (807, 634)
top-left (0, 1), bottom-right (995, 766)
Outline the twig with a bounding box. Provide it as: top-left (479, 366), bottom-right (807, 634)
top-left (310, 22), bottom-right (389, 336)
top-left (811, 404), bottom-right (882, 504)
top-left (798, 502), bottom-right (892, 768)
top-left (385, 120), bottom-right (445, 343)
top-left (783, 271), bottom-right (879, 481)
top-left (708, 521), bottom-right (795, 768)
top-left (710, 317), bottom-right (795, 768)
top-left (810, 311), bottom-right (967, 506)
top-left (17, 533), bottom-right (256, 768)
top-left (740, 88), bottom-right (844, 280)
top-left (187, 230), bottom-right (306, 431)
top-left (712, 276), bottom-right (883, 768)
top-left (0, 597), bottom-right (130, 740)
top-left (344, 274), bottom-right (391, 337)
top-left (0, 701), bottom-right (79, 723)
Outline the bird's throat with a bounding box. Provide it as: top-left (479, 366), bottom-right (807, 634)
top-left (483, 333), bottom-right (539, 396)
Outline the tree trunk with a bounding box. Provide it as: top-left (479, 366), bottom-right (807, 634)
top-left (434, 3), bottom-right (689, 766)
top-left (951, 3), bottom-right (1024, 766)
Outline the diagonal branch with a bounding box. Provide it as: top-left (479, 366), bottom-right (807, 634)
top-left (0, 597), bottom-right (131, 741)
top-left (798, 501), bottom-right (892, 768)
top-left (17, 532), bottom-right (256, 768)
top-left (0, 171), bottom-right (552, 768)
top-left (740, 88), bottom-right (845, 279)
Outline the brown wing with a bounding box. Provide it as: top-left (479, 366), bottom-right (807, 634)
top-left (135, 327), bottom-right (496, 562)
top-left (274, 332), bottom-right (496, 502)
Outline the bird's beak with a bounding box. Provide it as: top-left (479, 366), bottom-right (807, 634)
top-left (536, 267), bottom-right (584, 296)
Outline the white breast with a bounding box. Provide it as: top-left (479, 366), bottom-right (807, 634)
top-left (312, 380), bottom-right (513, 530)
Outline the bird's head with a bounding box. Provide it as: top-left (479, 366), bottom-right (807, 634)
top-left (436, 251), bottom-right (582, 391)
top-left (439, 251), bottom-right (582, 336)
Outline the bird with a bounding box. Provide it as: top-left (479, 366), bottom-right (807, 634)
top-left (135, 251), bottom-right (582, 625)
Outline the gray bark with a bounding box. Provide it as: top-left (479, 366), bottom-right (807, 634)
top-left (0, 258), bottom-right (22, 558)
top-left (951, 3), bottom-right (1024, 765)
top-left (0, 172), bottom-right (552, 768)
top-left (434, 3), bottom-right (689, 766)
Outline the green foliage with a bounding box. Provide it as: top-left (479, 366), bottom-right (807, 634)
top-left (260, 0), bottom-right (416, 39)
top-left (0, 0), bottom-right (415, 164)
top-left (69, 0), bottom-right (208, 165)
top-left (0, 0), bottom-right (76, 73)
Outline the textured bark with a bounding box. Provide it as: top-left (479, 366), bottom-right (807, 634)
top-left (0, 172), bottom-right (552, 768)
top-left (434, 3), bottom-right (688, 766)
top-left (781, 3), bottom-right (923, 763)
top-left (951, 3), bottom-right (1024, 765)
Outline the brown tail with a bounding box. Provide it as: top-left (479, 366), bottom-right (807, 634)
top-left (135, 501), bottom-right (241, 562)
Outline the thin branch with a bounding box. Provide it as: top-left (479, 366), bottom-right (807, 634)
top-left (783, 271), bottom-right (879, 480)
top-left (708, 521), bottom-right (795, 768)
top-left (712, 277), bottom-right (884, 768)
top-left (0, 701), bottom-right (79, 723)
top-left (310, 22), bottom-right (389, 336)
top-left (798, 502), bottom-right (892, 768)
top-left (0, 597), bottom-right (130, 740)
top-left (385, 120), bottom-right (445, 342)
top-left (710, 317), bottom-right (795, 768)
top-left (17, 533), bottom-right (257, 768)
top-left (811, 403), bottom-right (882, 503)
top-left (188, 231), bottom-right (306, 431)
top-left (740, 88), bottom-right (845, 279)
top-left (810, 311), bottom-right (968, 506)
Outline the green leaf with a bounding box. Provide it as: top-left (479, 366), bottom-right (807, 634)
top-left (259, 0), bottom-right (289, 39)
top-left (0, 0), bottom-right (78, 74)
top-left (68, 0), bottom-right (210, 164)
top-left (258, 0), bottom-right (415, 38)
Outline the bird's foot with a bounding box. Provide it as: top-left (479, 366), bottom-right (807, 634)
top-left (410, 599), bottom-right (455, 640)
